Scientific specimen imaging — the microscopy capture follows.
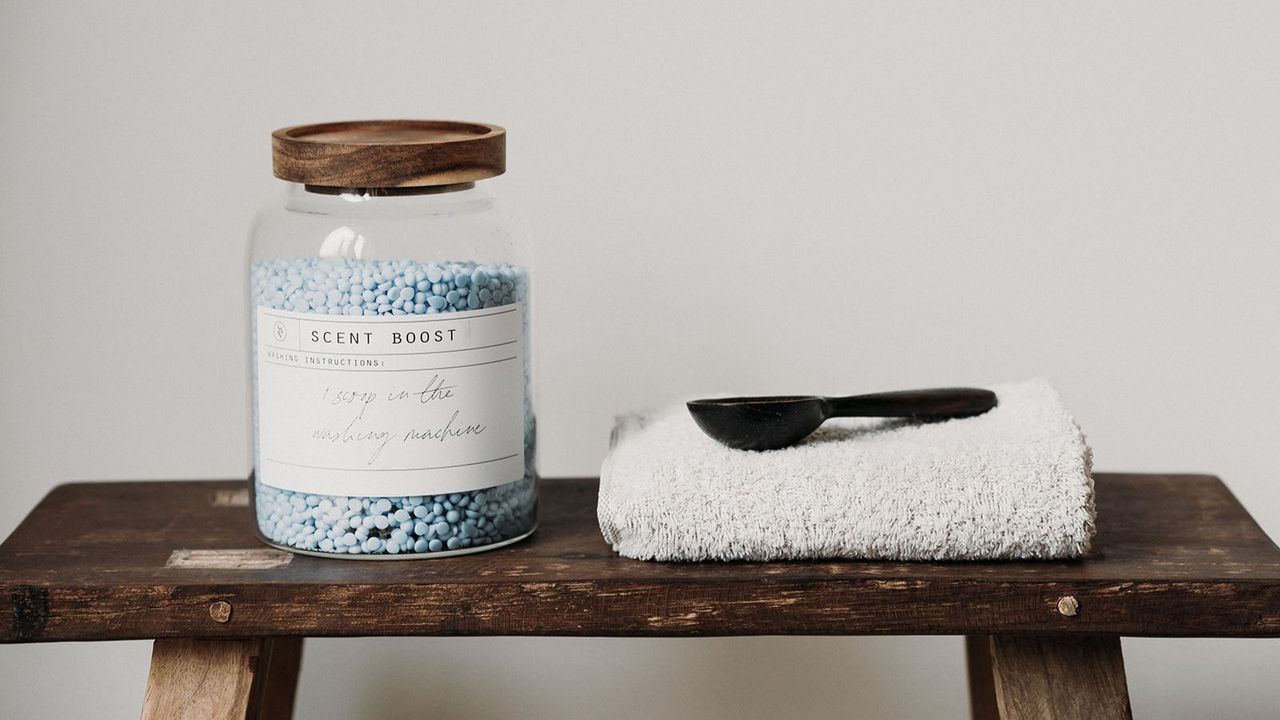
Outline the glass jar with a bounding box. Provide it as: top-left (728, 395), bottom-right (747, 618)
top-left (248, 120), bottom-right (535, 558)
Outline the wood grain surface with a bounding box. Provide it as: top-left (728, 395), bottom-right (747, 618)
top-left (986, 635), bottom-right (1132, 719)
top-left (141, 638), bottom-right (274, 720)
top-left (271, 119), bottom-right (504, 188)
top-left (1, 475), bottom-right (1278, 642)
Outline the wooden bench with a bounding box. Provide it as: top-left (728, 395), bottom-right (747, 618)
top-left (2, 474), bottom-right (1278, 718)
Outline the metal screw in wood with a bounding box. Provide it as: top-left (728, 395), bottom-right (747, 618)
top-left (1057, 595), bottom-right (1080, 617)
top-left (209, 601), bottom-right (233, 623)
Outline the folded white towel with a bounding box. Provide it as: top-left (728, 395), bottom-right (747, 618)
top-left (598, 380), bottom-right (1094, 561)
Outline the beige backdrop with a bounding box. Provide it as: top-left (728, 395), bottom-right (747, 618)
top-left (2, 1), bottom-right (1278, 717)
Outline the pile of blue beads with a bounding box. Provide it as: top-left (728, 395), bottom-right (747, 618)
top-left (250, 256), bottom-right (527, 316)
top-left (254, 483), bottom-right (535, 555)
top-left (251, 256), bottom-right (535, 557)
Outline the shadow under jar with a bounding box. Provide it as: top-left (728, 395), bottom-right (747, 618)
top-left (248, 120), bottom-right (536, 558)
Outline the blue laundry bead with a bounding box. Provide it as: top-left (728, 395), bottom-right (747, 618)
top-left (414, 538), bottom-right (430, 553)
top-left (398, 286), bottom-right (415, 301)
top-left (428, 539), bottom-right (443, 552)
top-left (414, 521), bottom-right (430, 536)
top-left (427, 295), bottom-right (447, 310)
top-left (446, 510), bottom-right (461, 523)
top-left (471, 268), bottom-right (488, 286)
top-left (447, 537), bottom-right (461, 550)
top-left (393, 509), bottom-right (411, 523)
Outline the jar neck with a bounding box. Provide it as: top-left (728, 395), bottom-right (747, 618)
top-left (302, 182), bottom-right (475, 197)
top-left (282, 182), bottom-right (494, 217)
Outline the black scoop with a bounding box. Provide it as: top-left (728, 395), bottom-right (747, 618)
top-left (686, 387), bottom-right (998, 451)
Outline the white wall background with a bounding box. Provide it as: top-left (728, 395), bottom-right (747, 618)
top-left (3, 1), bottom-right (1278, 717)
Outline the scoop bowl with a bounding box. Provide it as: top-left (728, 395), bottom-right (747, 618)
top-left (686, 396), bottom-right (831, 451)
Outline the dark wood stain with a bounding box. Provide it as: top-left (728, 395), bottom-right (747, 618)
top-left (1, 475), bottom-right (1278, 643)
top-left (9, 585), bottom-right (49, 641)
top-left (986, 634), bottom-right (1133, 718)
top-left (966, 634), bottom-right (1000, 720)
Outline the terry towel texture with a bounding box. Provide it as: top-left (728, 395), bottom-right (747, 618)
top-left (598, 380), bottom-right (1095, 561)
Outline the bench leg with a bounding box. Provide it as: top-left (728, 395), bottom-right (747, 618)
top-left (965, 635), bottom-right (1000, 719)
top-left (140, 637), bottom-right (304, 720)
top-left (259, 638), bottom-right (304, 719)
top-left (965, 634), bottom-right (1132, 720)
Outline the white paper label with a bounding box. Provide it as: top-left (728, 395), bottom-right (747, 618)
top-left (256, 304), bottom-right (525, 497)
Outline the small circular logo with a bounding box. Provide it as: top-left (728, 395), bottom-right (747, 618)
top-left (272, 321), bottom-right (287, 342)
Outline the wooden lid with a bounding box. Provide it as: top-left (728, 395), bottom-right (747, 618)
top-left (271, 119), bottom-right (505, 188)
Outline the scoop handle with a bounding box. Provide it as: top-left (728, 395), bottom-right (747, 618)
top-left (826, 388), bottom-right (997, 419)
